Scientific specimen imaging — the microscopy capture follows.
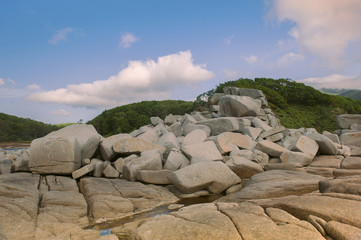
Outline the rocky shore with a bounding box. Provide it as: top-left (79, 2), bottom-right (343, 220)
top-left (1, 87), bottom-right (361, 240)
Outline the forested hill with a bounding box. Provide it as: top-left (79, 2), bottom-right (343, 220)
top-left (194, 78), bottom-right (361, 132)
top-left (87, 100), bottom-right (193, 136)
top-left (0, 113), bottom-right (59, 142)
top-left (320, 88), bottom-right (361, 101)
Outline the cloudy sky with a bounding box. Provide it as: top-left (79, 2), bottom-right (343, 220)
top-left (1, 0), bottom-right (361, 124)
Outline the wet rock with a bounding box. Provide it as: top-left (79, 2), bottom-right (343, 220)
top-left (167, 161), bottom-right (241, 194)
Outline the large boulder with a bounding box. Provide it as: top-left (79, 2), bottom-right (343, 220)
top-left (182, 141), bottom-right (222, 161)
top-left (255, 140), bottom-right (289, 158)
top-left (305, 132), bottom-right (338, 155)
top-left (226, 156), bottom-right (264, 179)
top-left (29, 124), bottom-right (101, 175)
top-left (337, 114), bottom-right (361, 129)
top-left (197, 117), bottom-right (239, 136)
top-left (215, 132), bottom-right (256, 154)
top-left (113, 137), bottom-right (166, 155)
top-left (99, 134), bottom-right (131, 161)
top-left (167, 161), bottom-right (241, 194)
top-left (219, 95), bottom-right (262, 117)
top-left (340, 131), bottom-right (361, 147)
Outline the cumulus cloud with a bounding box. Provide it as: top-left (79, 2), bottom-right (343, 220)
top-left (271, 0), bottom-right (361, 68)
top-left (0, 78), bottom-right (4, 86)
top-left (27, 84), bottom-right (41, 90)
top-left (51, 109), bottom-right (70, 116)
top-left (242, 55), bottom-right (258, 64)
top-left (299, 74), bottom-right (361, 89)
top-left (277, 51), bottom-right (304, 66)
top-left (49, 27), bottom-right (73, 45)
top-left (28, 50), bottom-right (214, 107)
top-left (119, 32), bottom-right (139, 48)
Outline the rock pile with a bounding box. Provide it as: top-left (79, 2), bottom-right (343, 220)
top-left (1, 86), bottom-right (361, 239)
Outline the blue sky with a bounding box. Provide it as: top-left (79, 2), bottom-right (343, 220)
top-left (1, 0), bottom-right (361, 124)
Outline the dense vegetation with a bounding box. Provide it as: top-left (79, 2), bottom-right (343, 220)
top-left (0, 113), bottom-right (59, 142)
top-left (88, 100), bottom-right (193, 136)
top-left (195, 78), bottom-right (361, 132)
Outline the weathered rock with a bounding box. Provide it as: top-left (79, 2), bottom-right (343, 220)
top-left (337, 114), bottom-right (361, 129)
top-left (280, 151), bottom-right (314, 166)
top-left (167, 122), bottom-right (183, 137)
top-left (226, 156), bottom-right (264, 179)
top-left (123, 150), bottom-right (163, 181)
top-left (252, 149), bottom-right (269, 165)
top-left (167, 161), bottom-right (241, 194)
top-left (230, 146), bottom-right (253, 159)
top-left (308, 155), bottom-right (344, 168)
top-left (91, 158), bottom-right (106, 177)
top-left (307, 215), bottom-right (327, 237)
top-left (103, 164), bottom-right (120, 178)
top-left (197, 117), bottom-right (239, 136)
top-left (180, 114), bottom-right (197, 127)
top-left (219, 95), bottom-right (262, 117)
top-left (215, 132), bottom-right (255, 154)
top-left (217, 202), bottom-right (324, 240)
top-left (252, 117), bottom-right (272, 131)
top-left (322, 131), bottom-right (340, 144)
top-left (243, 126), bottom-right (262, 140)
top-left (210, 104), bottom-right (219, 112)
top-left (0, 158), bottom-right (12, 174)
top-left (99, 134), bottom-right (131, 161)
top-left (183, 124), bottom-right (211, 137)
top-left (255, 194), bottom-right (361, 229)
top-left (29, 136), bottom-right (81, 174)
top-left (325, 220), bottom-right (361, 240)
top-left (217, 170), bottom-right (323, 202)
top-left (164, 114), bottom-right (176, 125)
top-left (209, 92), bottom-right (225, 104)
top-left (13, 149), bottom-right (30, 172)
top-left (226, 183), bottom-right (243, 194)
top-left (130, 125), bottom-right (152, 137)
top-left (72, 164), bottom-right (95, 179)
top-left (136, 169), bottom-right (172, 184)
top-left (319, 177), bottom-right (361, 195)
top-left (304, 167), bottom-right (334, 178)
top-left (340, 131), bottom-right (361, 147)
top-left (150, 116), bottom-right (164, 126)
top-left (183, 129), bottom-right (207, 146)
top-left (131, 203), bottom-right (242, 240)
top-left (157, 132), bottom-right (179, 153)
top-left (0, 173), bottom-right (40, 240)
top-left (341, 156), bottom-right (361, 169)
top-left (113, 137), bottom-right (166, 155)
top-left (79, 177), bottom-right (178, 221)
top-left (333, 169), bottom-right (361, 178)
top-left (305, 132), bottom-right (338, 155)
top-left (164, 149), bottom-right (190, 170)
top-left (255, 140), bottom-right (289, 157)
top-left (290, 135), bottom-right (319, 157)
top-left (182, 141), bottom-right (222, 161)
top-left (137, 128), bottom-right (159, 143)
top-left (259, 126), bottom-right (286, 139)
top-left (266, 133), bottom-right (284, 142)
top-left (264, 163), bottom-right (306, 173)
top-left (112, 157), bottom-right (125, 173)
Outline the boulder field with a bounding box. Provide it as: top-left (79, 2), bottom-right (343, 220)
top-left (1, 87), bottom-right (361, 240)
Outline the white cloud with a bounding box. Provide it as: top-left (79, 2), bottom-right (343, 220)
top-left (51, 109), bottom-right (70, 116)
top-left (28, 50), bottom-right (214, 107)
top-left (242, 55), bottom-right (258, 64)
top-left (224, 35), bottom-right (234, 45)
top-left (49, 27), bottom-right (73, 45)
top-left (271, 0), bottom-right (361, 68)
top-left (27, 84), bottom-right (41, 90)
top-left (277, 52), bottom-right (304, 66)
top-left (299, 74), bottom-right (361, 89)
top-left (119, 32), bottom-right (139, 48)
top-left (0, 78), bottom-right (4, 86)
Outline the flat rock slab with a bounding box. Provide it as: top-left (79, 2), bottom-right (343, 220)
top-left (255, 140), bottom-right (289, 157)
top-left (308, 155), bottom-right (344, 168)
top-left (79, 177), bottom-right (178, 221)
top-left (340, 131), bottom-right (361, 147)
top-left (337, 114), bottom-right (361, 129)
top-left (217, 170), bottom-right (324, 202)
top-left (131, 203), bottom-right (242, 240)
top-left (182, 141), bottom-right (222, 161)
top-left (319, 177), bottom-right (361, 195)
top-left (341, 156), bottom-right (361, 169)
top-left (0, 173), bottom-right (40, 240)
top-left (167, 161), bottom-right (241, 194)
top-left (216, 132), bottom-right (255, 154)
top-left (219, 95), bottom-right (261, 117)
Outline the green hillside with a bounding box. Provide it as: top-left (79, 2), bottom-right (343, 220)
top-left (195, 78), bottom-right (361, 132)
top-left (0, 113), bottom-right (59, 142)
top-left (88, 100), bottom-right (193, 136)
top-left (320, 88), bottom-right (361, 101)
